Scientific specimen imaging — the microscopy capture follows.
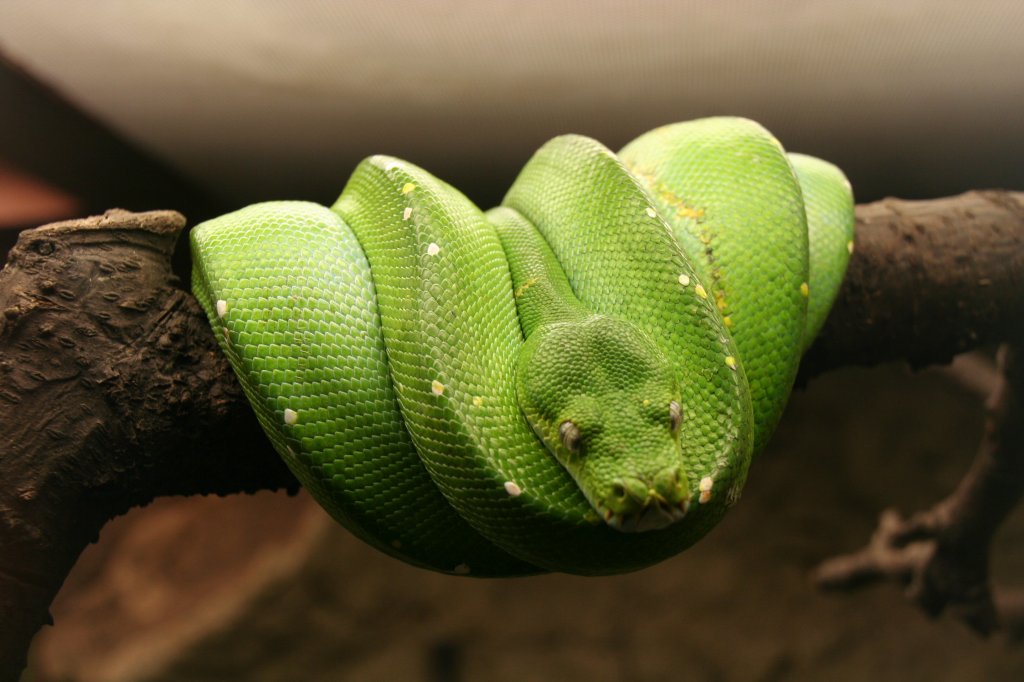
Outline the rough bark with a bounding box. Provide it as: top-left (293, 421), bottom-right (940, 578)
top-left (0, 190), bottom-right (1022, 679)
top-left (0, 210), bottom-right (295, 682)
top-left (799, 190), bottom-right (1024, 380)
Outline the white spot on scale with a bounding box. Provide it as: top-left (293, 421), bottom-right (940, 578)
top-left (678, 273), bottom-right (690, 287)
top-left (283, 408), bottom-right (298, 426)
top-left (472, 396), bottom-right (483, 407)
top-left (454, 563), bottom-right (471, 575)
top-left (699, 476), bottom-right (714, 504)
top-left (645, 206), bottom-right (657, 218)
top-left (216, 300), bottom-right (228, 318)
top-left (431, 379), bottom-right (445, 396)
top-left (427, 242), bottom-right (440, 256)
top-left (504, 481), bottom-right (522, 497)
top-left (403, 207), bottom-right (413, 221)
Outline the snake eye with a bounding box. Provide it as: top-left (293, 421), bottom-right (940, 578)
top-left (669, 401), bottom-right (683, 434)
top-left (559, 420), bottom-right (582, 453)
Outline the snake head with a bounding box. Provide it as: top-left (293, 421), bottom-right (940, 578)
top-left (516, 315), bottom-right (691, 532)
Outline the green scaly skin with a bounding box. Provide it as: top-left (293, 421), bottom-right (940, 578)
top-left (190, 117), bottom-right (854, 577)
top-left (489, 206), bottom-right (690, 531)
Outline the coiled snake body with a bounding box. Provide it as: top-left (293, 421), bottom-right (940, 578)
top-left (191, 117), bottom-right (854, 576)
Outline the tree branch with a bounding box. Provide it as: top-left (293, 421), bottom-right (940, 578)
top-left (0, 210), bottom-right (296, 681)
top-left (814, 343), bottom-right (1024, 636)
top-left (0, 191), bottom-right (1021, 679)
top-left (799, 190), bottom-right (1024, 380)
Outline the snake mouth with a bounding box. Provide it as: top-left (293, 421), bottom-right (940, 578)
top-left (596, 496), bottom-right (690, 533)
top-left (593, 467), bottom-right (691, 532)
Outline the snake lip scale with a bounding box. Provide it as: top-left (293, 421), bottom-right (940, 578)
top-left (597, 497), bottom-right (690, 533)
top-left (191, 116), bottom-right (854, 577)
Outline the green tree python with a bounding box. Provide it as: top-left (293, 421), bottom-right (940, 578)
top-left (190, 117), bottom-right (854, 577)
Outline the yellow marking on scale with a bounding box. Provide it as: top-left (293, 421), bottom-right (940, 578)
top-left (401, 182), bottom-right (417, 194)
top-left (514, 276), bottom-right (540, 299)
top-left (628, 165), bottom-right (704, 220)
top-left (715, 291), bottom-right (728, 311)
top-left (431, 379), bottom-right (445, 396)
top-left (694, 284), bottom-right (708, 299)
top-left (677, 205), bottom-right (705, 220)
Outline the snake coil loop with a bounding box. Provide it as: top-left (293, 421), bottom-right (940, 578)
top-left (191, 117), bottom-right (854, 576)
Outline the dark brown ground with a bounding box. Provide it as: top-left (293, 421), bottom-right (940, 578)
top-left (23, 363), bottom-right (1024, 682)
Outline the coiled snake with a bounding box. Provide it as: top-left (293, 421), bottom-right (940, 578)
top-left (191, 117), bottom-right (854, 576)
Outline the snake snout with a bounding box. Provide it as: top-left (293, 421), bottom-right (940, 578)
top-left (599, 466), bottom-right (691, 533)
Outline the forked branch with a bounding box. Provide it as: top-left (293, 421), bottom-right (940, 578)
top-left (814, 343), bottom-right (1024, 637)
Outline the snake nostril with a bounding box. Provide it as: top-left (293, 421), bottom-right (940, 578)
top-left (652, 466), bottom-right (688, 504)
top-left (611, 483), bottom-right (626, 498)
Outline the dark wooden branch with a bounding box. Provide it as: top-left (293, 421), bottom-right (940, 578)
top-left (0, 210), bottom-right (295, 681)
top-left (814, 343), bottom-right (1024, 636)
top-left (0, 190), bottom-right (1022, 679)
top-left (799, 190), bottom-right (1024, 380)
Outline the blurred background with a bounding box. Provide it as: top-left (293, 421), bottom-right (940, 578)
top-left (1, 1), bottom-right (1022, 680)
